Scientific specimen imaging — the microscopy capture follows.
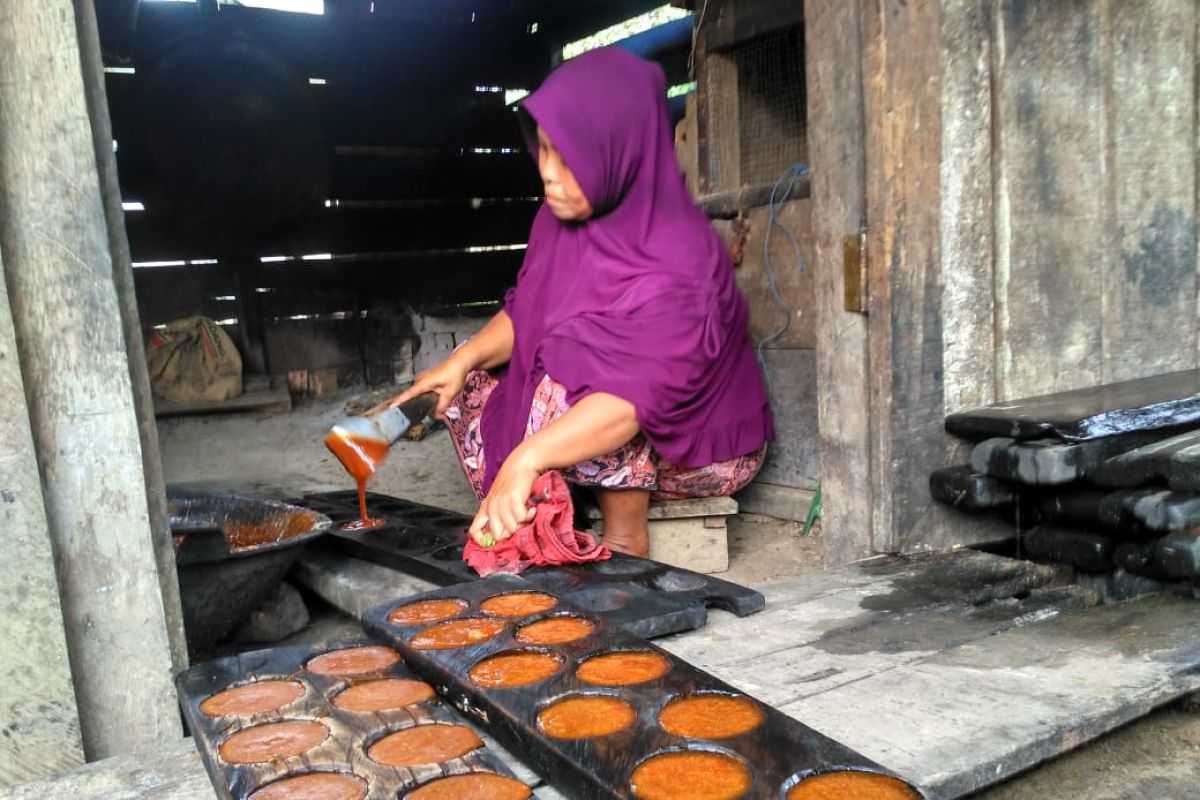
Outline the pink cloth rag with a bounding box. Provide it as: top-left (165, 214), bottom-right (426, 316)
top-left (463, 471), bottom-right (611, 576)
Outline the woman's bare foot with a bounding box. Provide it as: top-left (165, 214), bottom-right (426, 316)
top-left (596, 488), bottom-right (650, 557)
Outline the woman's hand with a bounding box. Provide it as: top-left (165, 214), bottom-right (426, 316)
top-left (381, 354), bottom-right (470, 420)
top-left (469, 444), bottom-right (543, 546)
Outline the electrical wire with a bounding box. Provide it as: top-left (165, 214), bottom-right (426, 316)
top-left (756, 163), bottom-right (810, 393)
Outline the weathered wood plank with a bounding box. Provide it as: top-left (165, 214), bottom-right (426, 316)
top-left (781, 592), bottom-right (1200, 799)
top-left (940, 0), bottom-right (996, 415)
top-left (757, 348), bottom-right (820, 488)
top-left (735, 199), bottom-right (815, 350)
top-left (76, 0), bottom-right (190, 675)
top-left (992, 0), bottom-right (1107, 397)
top-left (0, 0), bottom-right (180, 760)
top-left (0, 247), bottom-right (85, 782)
top-left (806, 0), bottom-right (874, 565)
top-left (1104, 0), bottom-right (1198, 382)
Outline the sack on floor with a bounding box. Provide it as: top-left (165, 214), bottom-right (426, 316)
top-left (147, 315), bottom-right (243, 403)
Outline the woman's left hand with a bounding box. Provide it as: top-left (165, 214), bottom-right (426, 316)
top-left (469, 445), bottom-right (542, 546)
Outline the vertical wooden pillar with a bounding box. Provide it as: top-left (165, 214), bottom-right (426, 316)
top-left (0, 247), bottom-right (85, 783)
top-left (807, 0), bottom-right (875, 565)
top-left (234, 260), bottom-right (269, 375)
top-left (0, 0), bottom-right (181, 761)
top-left (73, 0), bottom-right (188, 675)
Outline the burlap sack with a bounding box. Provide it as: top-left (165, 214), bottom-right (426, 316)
top-left (147, 316), bottom-right (243, 403)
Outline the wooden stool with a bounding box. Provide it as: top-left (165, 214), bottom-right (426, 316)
top-left (588, 496), bottom-right (738, 574)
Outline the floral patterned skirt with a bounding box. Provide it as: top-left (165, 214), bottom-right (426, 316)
top-left (444, 370), bottom-right (766, 501)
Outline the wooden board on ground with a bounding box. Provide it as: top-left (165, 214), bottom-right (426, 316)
top-left (9, 550), bottom-right (1200, 800)
top-left (153, 378), bottom-right (292, 418)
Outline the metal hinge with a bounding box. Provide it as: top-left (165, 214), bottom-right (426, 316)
top-left (842, 223), bottom-right (868, 314)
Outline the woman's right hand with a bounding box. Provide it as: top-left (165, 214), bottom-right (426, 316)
top-left (383, 355), bottom-right (470, 420)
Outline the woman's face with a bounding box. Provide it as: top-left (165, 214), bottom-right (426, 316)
top-left (537, 126), bottom-right (593, 221)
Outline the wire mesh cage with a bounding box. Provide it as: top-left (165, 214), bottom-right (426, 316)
top-left (735, 25), bottom-right (807, 187)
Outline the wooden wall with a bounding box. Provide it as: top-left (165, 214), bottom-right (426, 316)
top-left (689, 0), bottom-right (818, 505)
top-left (814, 0), bottom-right (1200, 560)
top-left (109, 1), bottom-right (692, 384)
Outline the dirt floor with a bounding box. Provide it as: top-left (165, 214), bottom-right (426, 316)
top-left (156, 390), bottom-right (1199, 800)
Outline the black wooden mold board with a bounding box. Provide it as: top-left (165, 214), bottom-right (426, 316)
top-left (176, 640), bottom-right (530, 800)
top-left (1089, 427), bottom-right (1200, 491)
top-left (300, 490), bottom-right (765, 640)
top-left (361, 574), bottom-right (928, 800)
top-left (969, 430), bottom-right (1176, 486)
top-left (944, 368), bottom-right (1200, 441)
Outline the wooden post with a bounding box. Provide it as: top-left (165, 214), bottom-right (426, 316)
top-left (0, 246), bottom-right (86, 783)
top-left (0, 0), bottom-right (181, 761)
top-left (807, 0), bottom-right (875, 564)
top-left (73, 0), bottom-right (189, 675)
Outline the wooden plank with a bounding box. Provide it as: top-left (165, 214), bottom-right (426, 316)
top-left (77, 0), bottom-right (189, 676)
top-left (123, 201), bottom-right (538, 262)
top-left (0, 247), bottom-right (85, 782)
top-left (862, 0), bottom-right (982, 555)
top-left (706, 0), bottom-right (807, 51)
top-left (940, 0), bottom-right (996, 415)
top-left (153, 384), bottom-right (292, 418)
top-left (806, 0), bottom-right (873, 565)
top-left (1104, 0), bottom-right (1198, 382)
top-left (734, 199), bottom-right (815, 350)
top-left (992, 0), bottom-right (1107, 398)
top-left (780, 592), bottom-right (1200, 799)
top-left (0, 0), bottom-right (181, 760)
top-left (757, 348), bottom-right (820, 488)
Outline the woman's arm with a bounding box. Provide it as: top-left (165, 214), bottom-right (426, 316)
top-left (453, 310), bottom-right (514, 371)
top-left (387, 311), bottom-right (514, 416)
top-left (470, 392), bottom-right (640, 542)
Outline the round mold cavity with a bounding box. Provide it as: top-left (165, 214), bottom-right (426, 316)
top-left (781, 769), bottom-right (924, 800)
top-left (537, 692), bottom-right (637, 740)
top-left (332, 678), bottom-right (435, 712)
top-left (388, 598), bottom-right (469, 627)
top-left (468, 649), bottom-right (564, 689)
top-left (576, 650), bottom-right (671, 687)
top-left (200, 679), bottom-right (305, 717)
top-left (515, 614), bottom-right (595, 646)
top-left (629, 746), bottom-right (752, 800)
top-left (652, 570), bottom-right (707, 592)
top-left (249, 771), bottom-right (367, 800)
top-left (306, 645), bottom-right (401, 677)
top-left (565, 586), bottom-right (632, 613)
top-left (218, 719), bottom-right (329, 764)
top-left (479, 591), bottom-right (558, 618)
top-left (404, 772), bottom-right (533, 800)
top-left (366, 722), bottom-right (483, 768)
top-left (657, 691), bottom-right (765, 739)
top-left (408, 617), bottom-right (506, 650)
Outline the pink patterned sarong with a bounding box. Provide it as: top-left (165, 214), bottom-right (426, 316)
top-left (444, 370), bottom-right (765, 501)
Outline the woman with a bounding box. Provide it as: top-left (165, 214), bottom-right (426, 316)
top-left (391, 47), bottom-right (773, 557)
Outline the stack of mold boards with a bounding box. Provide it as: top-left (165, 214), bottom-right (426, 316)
top-left (932, 369), bottom-right (1200, 590)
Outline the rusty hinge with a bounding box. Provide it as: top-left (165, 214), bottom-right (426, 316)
top-left (842, 225), bottom-right (868, 314)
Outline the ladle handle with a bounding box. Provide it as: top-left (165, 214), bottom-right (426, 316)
top-left (396, 391), bottom-right (438, 429)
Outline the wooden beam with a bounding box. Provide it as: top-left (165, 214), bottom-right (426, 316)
top-left (74, 0), bottom-right (189, 678)
top-left (0, 0), bottom-right (181, 760)
top-left (807, 0), bottom-right (873, 565)
top-left (0, 246), bottom-right (85, 782)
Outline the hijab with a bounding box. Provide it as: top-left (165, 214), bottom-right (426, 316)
top-left (479, 47), bottom-right (773, 492)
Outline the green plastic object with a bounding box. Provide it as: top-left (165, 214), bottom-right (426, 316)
top-left (803, 482), bottom-right (822, 536)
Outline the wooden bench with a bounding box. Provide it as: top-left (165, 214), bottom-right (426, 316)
top-left (587, 496), bottom-right (739, 574)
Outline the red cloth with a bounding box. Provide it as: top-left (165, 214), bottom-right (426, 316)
top-left (463, 471), bottom-right (611, 576)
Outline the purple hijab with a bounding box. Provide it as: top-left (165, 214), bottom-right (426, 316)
top-left (479, 47), bottom-right (773, 492)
